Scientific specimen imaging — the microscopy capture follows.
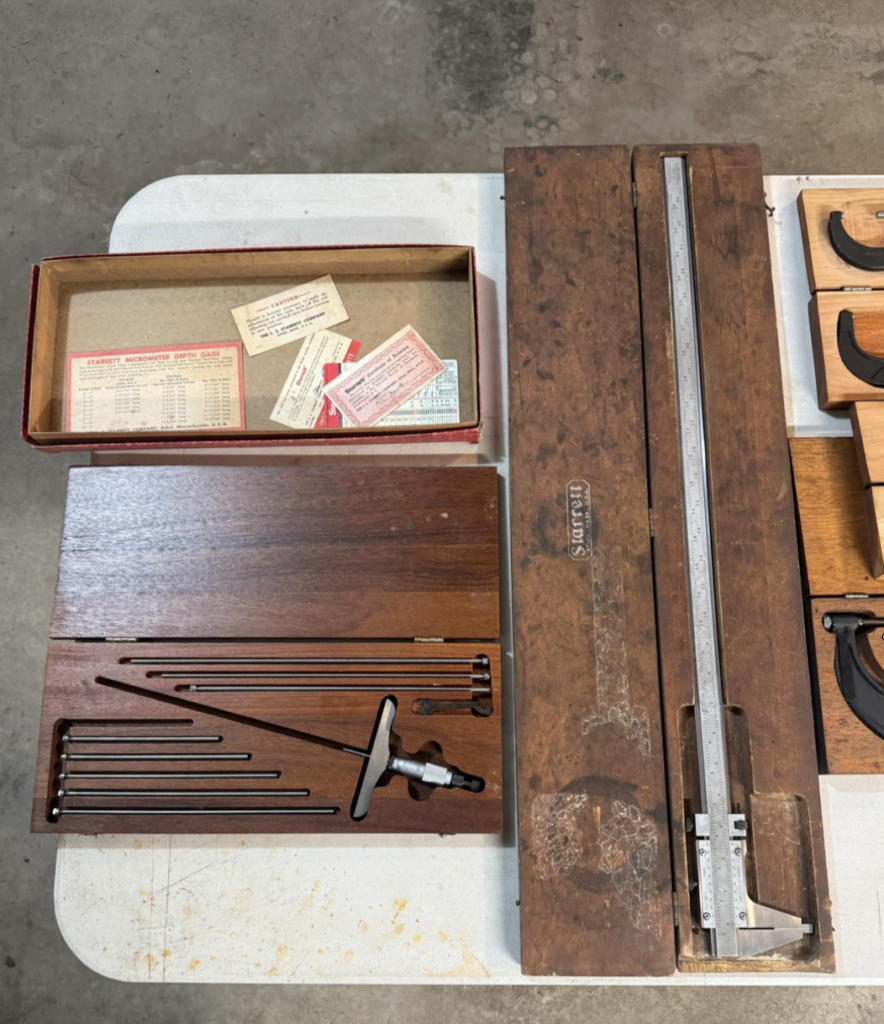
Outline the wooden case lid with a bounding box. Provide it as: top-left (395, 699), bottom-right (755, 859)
top-left (51, 466), bottom-right (500, 640)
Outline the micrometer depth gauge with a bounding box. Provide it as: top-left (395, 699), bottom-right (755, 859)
top-left (663, 156), bottom-right (813, 958)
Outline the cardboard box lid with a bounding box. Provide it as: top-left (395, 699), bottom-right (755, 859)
top-left (51, 465), bottom-right (500, 640)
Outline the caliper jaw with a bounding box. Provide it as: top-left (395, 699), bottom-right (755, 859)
top-left (695, 813), bottom-right (813, 957)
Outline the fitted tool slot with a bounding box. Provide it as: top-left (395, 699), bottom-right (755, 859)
top-left (37, 640), bottom-right (502, 833)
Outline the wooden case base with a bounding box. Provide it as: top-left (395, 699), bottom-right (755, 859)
top-left (34, 641), bottom-right (502, 834)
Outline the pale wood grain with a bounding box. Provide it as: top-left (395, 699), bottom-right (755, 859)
top-left (791, 437), bottom-right (884, 594)
top-left (809, 292), bottom-right (884, 408)
top-left (798, 188), bottom-right (884, 292)
top-left (851, 402), bottom-right (884, 485)
top-left (863, 486), bottom-right (884, 579)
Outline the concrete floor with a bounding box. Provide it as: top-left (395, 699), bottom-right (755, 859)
top-left (3, 0), bottom-right (884, 1020)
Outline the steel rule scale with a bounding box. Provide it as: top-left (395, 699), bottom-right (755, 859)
top-left (662, 155), bottom-right (813, 958)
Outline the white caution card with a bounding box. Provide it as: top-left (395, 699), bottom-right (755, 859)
top-left (231, 275), bottom-right (349, 356)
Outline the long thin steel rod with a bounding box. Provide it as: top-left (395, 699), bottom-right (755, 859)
top-left (129, 657), bottom-right (489, 666)
top-left (62, 734), bottom-right (222, 743)
top-left (60, 752), bottom-right (250, 762)
top-left (160, 671), bottom-right (490, 681)
top-left (59, 770), bottom-right (280, 780)
top-left (96, 677), bottom-right (369, 759)
top-left (59, 789), bottom-right (309, 798)
top-left (185, 683), bottom-right (491, 694)
top-left (52, 807), bottom-right (337, 817)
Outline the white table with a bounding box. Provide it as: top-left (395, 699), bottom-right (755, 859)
top-left (54, 173), bottom-right (884, 984)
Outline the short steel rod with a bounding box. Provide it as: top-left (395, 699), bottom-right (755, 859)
top-left (62, 735), bottom-right (222, 743)
top-left (59, 770), bottom-right (280, 780)
top-left (58, 789), bottom-right (309, 798)
top-left (52, 807), bottom-right (337, 817)
top-left (60, 752), bottom-right (250, 762)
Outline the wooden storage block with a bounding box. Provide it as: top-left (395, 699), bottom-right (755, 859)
top-left (798, 188), bottom-right (884, 291)
top-left (34, 465), bottom-right (504, 835)
top-left (851, 402), bottom-right (884, 485)
top-left (809, 292), bottom-right (884, 408)
top-left (808, 598), bottom-right (884, 773)
top-left (863, 486), bottom-right (884, 579)
top-left (790, 437), bottom-right (884, 594)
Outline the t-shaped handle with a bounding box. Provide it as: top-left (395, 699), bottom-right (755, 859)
top-left (350, 696), bottom-right (485, 820)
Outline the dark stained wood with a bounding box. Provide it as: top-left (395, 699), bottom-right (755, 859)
top-left (634, 144), bottom-right (834, 972)
top-left (790, 437), bottom-right (884, 595)
top-left (32, 641), bottom-right (502, 834)
top-left (808, 597), bottom-right (884, 773)
top-left (51, 466), bottom-right (500, 641)
top-left (506, 146), bottom-right (675, 977)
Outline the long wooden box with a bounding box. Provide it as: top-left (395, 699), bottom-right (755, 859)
top-left (506, 144), bottom-right (833, 977)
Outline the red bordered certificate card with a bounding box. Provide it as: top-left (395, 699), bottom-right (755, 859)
top-left (321, 325), bottom-right (445, 428)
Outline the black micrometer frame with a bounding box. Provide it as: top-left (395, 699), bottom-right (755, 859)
top-left (823, 613), bottom-right (884, 740)
top-left (828, 210), bottom-right (884, 271)
top-left (836, 310), bottom-right (884, 388)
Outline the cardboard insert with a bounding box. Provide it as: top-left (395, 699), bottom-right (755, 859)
top-left (26, 246), bottom-right (479, 445)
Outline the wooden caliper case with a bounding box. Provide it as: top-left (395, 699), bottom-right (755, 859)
top-left (32, 465), bottom-right (503, 834)
top-left (506, 144), bottom-right (833, 975)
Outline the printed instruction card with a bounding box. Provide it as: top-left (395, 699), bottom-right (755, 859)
top-left (66, 342), bottom-right (245, 433)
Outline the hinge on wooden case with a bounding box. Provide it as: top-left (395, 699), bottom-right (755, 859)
top-left (414, 637), bottom-right (444, 643)
top-left (672, 891), bottom-right (679, 926)
top-left (841, 286), bottom-right (873, 291)
top-left (105, 637), bottom-right (137, 642)
top-left (844, 593), bottom-right (870, 599)
top-left (631, 181), bottom-right (638, 209)
top-left (648, 508), bottom-right (655, 537)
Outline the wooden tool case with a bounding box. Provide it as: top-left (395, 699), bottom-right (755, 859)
top-left (33, 465), bottom-right (503, 834)
top-left (506, 144), bottom-right (833, 976)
